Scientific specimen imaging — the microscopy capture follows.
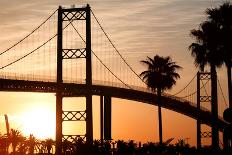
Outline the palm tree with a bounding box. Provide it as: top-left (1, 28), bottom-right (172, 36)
top-left (140, 55), bottom-right (182, 145)
top-left (18, 136), bottom-right (27, 154)
top-left (44, 138), bottom-right (54, 154)
top-left (27, 134), bottom-right (37, 155)
top-left (0, 134), bottom-right (10, 155)
top-left (206, 2), bottom-right (232, 108)
top-left (8, 129), bottom-right (23, 155)
top-left (189, 21), bottom-right (224, 149)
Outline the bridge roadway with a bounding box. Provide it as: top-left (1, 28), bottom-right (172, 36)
top-left (0, 78), bottom-right (227, 131)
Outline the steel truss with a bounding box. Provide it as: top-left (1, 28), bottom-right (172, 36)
top-left (201, 131), bottom-right (212, 138)
top-left (62, 49), bottom-right (86, 59)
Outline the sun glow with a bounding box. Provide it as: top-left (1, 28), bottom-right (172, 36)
top-left (21, 106), bottom-right (56, 139)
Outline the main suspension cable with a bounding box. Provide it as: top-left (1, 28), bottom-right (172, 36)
top-left (91, 9), bottom-right (146, 85)
top-left (70, 22), bottom-right (132, 89)
top-left (180, 78), bottom-right (210, 99)
top-left (171, 73), bottom-right (197, 96)
top-left (0, 35), bottom-right (57, 69)
top-left (0, 9), bottom-right (58, 56)
top-left (0, 19), bottom-right (74, 69)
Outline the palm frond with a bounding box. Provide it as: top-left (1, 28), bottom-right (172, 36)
top-left (140, 55), bottom-right (182, 92)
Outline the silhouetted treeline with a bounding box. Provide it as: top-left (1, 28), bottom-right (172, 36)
top-left (61, 139), bottom-right (228, 155)
top-left (0, 129), bottom-right (54, 155)
top-left (1, 129), bottom-right (231, 155)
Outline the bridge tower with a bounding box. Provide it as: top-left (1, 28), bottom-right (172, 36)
top-left (197, 72), bottom-right (219, 149)
top-left (56, 4), bottom-right (93, 154)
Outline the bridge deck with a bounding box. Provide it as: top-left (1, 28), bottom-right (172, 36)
top-left (0, 79), bottom-right (227, 131)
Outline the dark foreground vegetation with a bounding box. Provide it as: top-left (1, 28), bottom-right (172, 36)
top-left (60, 139), bottom-right (230, 155)
top-left (0, 131), bottom-right (230, 155)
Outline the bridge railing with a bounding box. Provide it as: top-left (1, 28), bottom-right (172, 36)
top-left (0, 73), bottom-right (56, 82)
top-left (164, 92), bottom-right (201, 110)
top-left (0, 73), bottom-right (151, 91)
top-left (163, 92), bottom-right (224, 120)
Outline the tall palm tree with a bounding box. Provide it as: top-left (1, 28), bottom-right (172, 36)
top-left (206, 2), bottom-right (232, 108)
top-left (189, 21), bottom-right (224, 149)
top-left (140, 55), bottom-right (182, 145)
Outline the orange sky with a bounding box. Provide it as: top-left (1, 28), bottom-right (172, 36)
top-left (0, 0), bottom-right (229, 147)
top-left (0, 92), bottom-right (200, 145)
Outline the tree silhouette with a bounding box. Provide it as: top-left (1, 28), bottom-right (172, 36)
top-left (140, 55), bottom-right (182, 145)
top-left (44, 138), bottom-right (54, 154)
top-left (62, 139), bottom-right (73, 154)
top-left (0, 134), bottom-right (10, 155)
top-left (189, 20), bottom-right (224, 149)
top-left (27, 134), bottom-right (37, 155)
top-left (18, 136), bottom-right (27, 154)
top-left (206, 2), bottom-right (232, 108)
top-left (9, 129), bottom-right (24, 155)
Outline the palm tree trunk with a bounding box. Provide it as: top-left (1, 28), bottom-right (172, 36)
top-left (157, 88), bottom-right (163, 145)
top-left (226, 64), bottom-right (232, 108)
top-left (211, 65), bottom-right (219, 150)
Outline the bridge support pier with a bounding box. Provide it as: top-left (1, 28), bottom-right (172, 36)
top-left (197, 120), bottom-right (201, 149)
top-left (86, 94), bottom-right (93, 144)
top-left (56, 93), bottom-right (63, 155)
top-left (100, 96), bottom-right (104, 143)
top-left (100, 95), bottom-right (112, 141)
top-left (104, 95), bottom-right (112, 140)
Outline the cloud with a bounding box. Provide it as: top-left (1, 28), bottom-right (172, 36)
top-left (0, 0), bottom-right (227, 89)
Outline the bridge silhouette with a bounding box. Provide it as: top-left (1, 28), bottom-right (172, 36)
top-left (0, 4), bottom-right (228, 154)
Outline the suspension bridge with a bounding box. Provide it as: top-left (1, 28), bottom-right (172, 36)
top-left (0, 4), bottom-right (228, 154)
